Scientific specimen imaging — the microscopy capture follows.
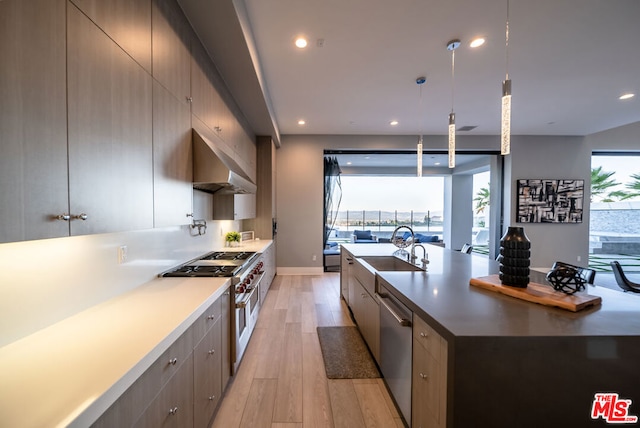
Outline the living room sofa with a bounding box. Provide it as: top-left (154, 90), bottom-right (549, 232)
top-left (352, 230), bottom-right (378, 243)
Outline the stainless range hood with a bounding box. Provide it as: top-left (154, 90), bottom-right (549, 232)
top-left (192, 129), bottom-right (257, 195)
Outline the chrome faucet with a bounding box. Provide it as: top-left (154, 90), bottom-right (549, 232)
top-left (391, 225), bottom-right (415, 260)
top-left (412, 244), bottom-right (429, 269)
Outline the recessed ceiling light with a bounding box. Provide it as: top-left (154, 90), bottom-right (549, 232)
top-left (390, 120), bottom-right (399, 126)
top-left (364, 156), bottom-right (370, 160)
top-left (346, 161), bottom-right (352, 165)
top-left (295, 37), bottom-right (308, 48)
top-left (470, 38), bottom-right (485, 48)
top-left (435, 162), bottom-right (441, 166)
top-left (297, 119), bottom-right (306, 125)
top-left (619, 93), bottom-right (635, 100)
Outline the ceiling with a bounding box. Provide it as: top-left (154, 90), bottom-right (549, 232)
top-left (179, 0), bottom-right (640, 143)
top-left (331, 152), bottom-right (490, 172)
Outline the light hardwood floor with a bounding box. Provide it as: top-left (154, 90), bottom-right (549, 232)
top-left (211, 273), bottom-right (404, 428)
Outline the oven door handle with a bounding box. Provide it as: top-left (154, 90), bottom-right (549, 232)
top-left (235, 273), bottom-right (264, 308)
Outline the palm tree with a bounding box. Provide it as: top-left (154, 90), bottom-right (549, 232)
top-left (590, 166), bottom-right (628, 202)
top-left (474, 187), bottom-right (490, 214)
top-left (625, 173), bottom-right (640, 199)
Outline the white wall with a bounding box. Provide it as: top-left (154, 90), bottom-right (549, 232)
top-left (444, 174), bottom-right (474, 250)
top-left (505, 135), bottom-right (590, 268)
top-left (0, 197), bottom-right (242, 346)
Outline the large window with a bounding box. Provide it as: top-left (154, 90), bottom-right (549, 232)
top-left (331, 176), bottom-right (444, 240)
top-left (589, 154), bottom-right (640, 272)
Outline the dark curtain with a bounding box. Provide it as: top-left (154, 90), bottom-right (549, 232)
top-left (323, 157), bottom-right (342, 248)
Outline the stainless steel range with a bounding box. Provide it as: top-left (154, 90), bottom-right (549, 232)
top-left (161, 250), bottom-right (264, 373)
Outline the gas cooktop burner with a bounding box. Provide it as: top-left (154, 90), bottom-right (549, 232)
top-left (199, 251), bottom-right (255, 261)
top-left (160, 250), bottom-right (258, 277)
top-left (162, 264), bottom-right (242, 277)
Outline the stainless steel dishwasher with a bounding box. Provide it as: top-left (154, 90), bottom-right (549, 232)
top-left (377, 283), bottom-right (412, 426)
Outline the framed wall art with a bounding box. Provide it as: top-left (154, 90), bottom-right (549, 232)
top-left (516, 179), bottom-right (584, 223)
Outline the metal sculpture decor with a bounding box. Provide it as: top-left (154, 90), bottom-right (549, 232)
top-left (516, 179), bottom-right (584, 223)
top-left (546, 265), bottom-right (587, 295)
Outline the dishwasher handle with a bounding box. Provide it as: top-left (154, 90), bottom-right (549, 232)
top-left (376, 293), bottom-right (411, 327)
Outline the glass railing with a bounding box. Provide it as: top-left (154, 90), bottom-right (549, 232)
top-left (327, 209), bottom-right (443, 241)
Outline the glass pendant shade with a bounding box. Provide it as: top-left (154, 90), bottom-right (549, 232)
top-left (448, 112), bottom-right (455, 168)
top-left (501, 79), bottom-right (512, 155)
top-left (417, 138), bottom-right (423, 177)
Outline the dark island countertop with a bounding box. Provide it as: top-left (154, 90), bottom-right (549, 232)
top-left (344, 243), bottom-right (640, 338)
top-left (342, 243), bottom-right (640, 428)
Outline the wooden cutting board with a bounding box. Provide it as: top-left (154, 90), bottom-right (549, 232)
top-left (470, 274), bottom-right (602, 312)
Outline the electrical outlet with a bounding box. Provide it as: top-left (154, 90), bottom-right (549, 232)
top-left (577, 255), bottom-right (581, 262)
top-left (220, 227), bottom-right (223, 237)
top-left (118, 245), bottom-right (128, 264)
top-left (312, 254), bottom-right (317, 261)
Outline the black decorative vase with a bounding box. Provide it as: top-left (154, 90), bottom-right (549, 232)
top-left (499, 226), bottom-right (531, 288)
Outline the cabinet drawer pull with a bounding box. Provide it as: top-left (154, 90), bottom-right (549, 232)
top-left (208, 349), bottom-right (215, 355)
top-left (168, 406), bottom-right (179, 415)
top-left (208, 395), bottom-right (215, 401)
top-left (207, 314), bottom-right (216, 320)
top-left (420, 332), bottom-right (428, 338)
top-left (168, 358), bottom-right (178, 365)
top-left (74, 213), bottom-right (88, 221)
top-left (56, 214), bottom-right (71, 221)
top-left (419, 372), bottom-right (428, 380)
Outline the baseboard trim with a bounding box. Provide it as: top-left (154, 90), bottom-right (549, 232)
top-left (277, 267), bottom-right (325, 276)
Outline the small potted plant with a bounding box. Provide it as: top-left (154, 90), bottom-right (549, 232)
top-left (225, 231), bottom-right (241, 247)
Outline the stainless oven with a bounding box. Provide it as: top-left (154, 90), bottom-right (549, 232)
top-left (161, 250), bottom-right (263, 374)
top-left (234, 259), bottom-right (264, 372)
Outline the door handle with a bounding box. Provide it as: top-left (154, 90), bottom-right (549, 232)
top-left (376, 293), bottom-right (411, 326)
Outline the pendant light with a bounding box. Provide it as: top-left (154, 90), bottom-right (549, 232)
top-left (501, 0), bottom-right (512, 155)
top-left (446, 39), bottom-right (460, 168)
top-left (416, 76), bottom-right (426, 177)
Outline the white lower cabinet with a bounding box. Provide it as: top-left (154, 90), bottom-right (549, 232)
top-left (412, 315), bottom-right (448, 428)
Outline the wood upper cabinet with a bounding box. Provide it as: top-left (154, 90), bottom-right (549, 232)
top-left (191, 40), bottom-right (223, 140)
top-left (69, 0), bottom-right (152, 72)
top-left (152, 81), bottom-right (193, 227)
top-left (235, 127), bottom-right (257, 183)
top-left (152, 0), bottom-right (191, 103)
top-left (252, 136), bottom-right (276, 240)
top-left (0, 0), bottom-right (69, 244)
top-left (67, 5), bottom-right (154, 235)
top-left (213, 194), bottom-right (256, 220)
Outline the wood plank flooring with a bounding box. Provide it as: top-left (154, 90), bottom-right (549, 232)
top-left (211, 273), bottom-right (404, 428)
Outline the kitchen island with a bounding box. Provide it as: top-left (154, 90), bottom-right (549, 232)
top-left (341, 243), bottom-right (640, 428)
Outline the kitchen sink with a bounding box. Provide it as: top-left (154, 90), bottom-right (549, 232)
top-left (360, 256), bottom-right (425, 272)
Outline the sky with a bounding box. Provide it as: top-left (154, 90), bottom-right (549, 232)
top-left (592, 155), bottom-right (639, 201)
top-left (339, 176), bottom-right (444, 212)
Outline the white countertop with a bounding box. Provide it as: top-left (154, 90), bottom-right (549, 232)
top-left (0, 240), bottom-right (273, 428)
